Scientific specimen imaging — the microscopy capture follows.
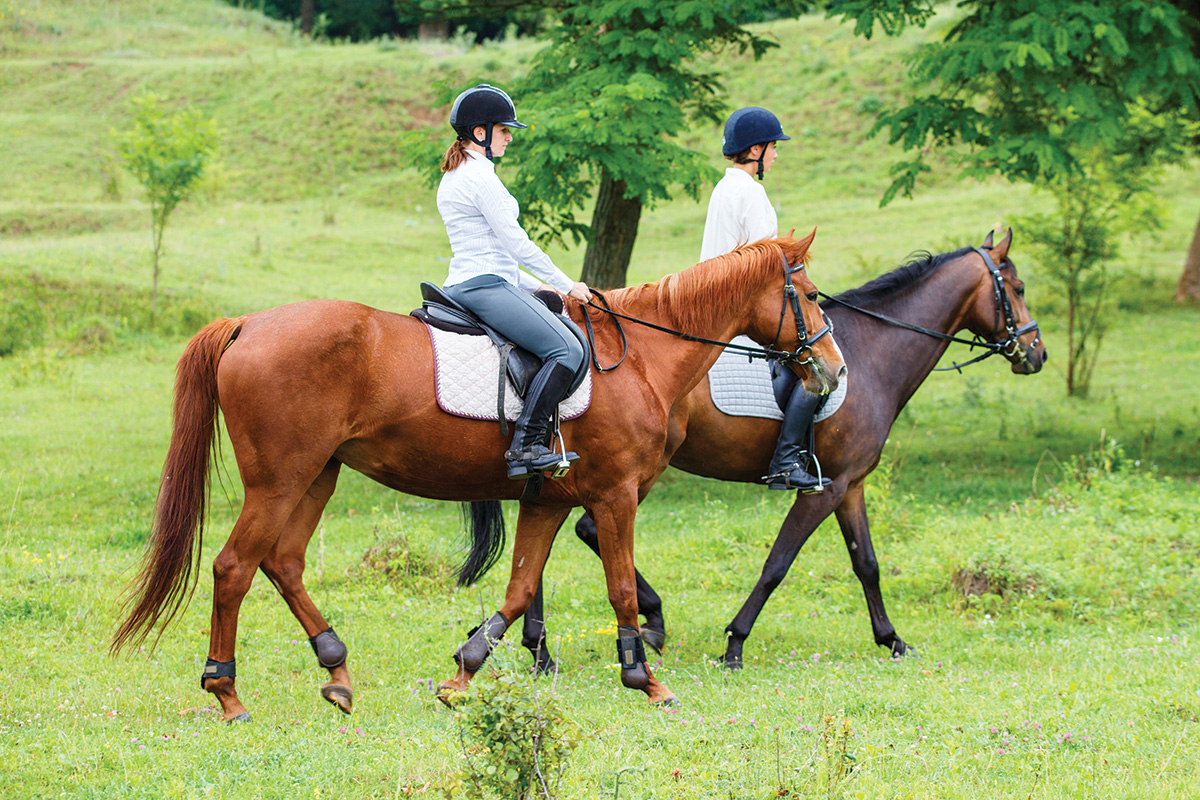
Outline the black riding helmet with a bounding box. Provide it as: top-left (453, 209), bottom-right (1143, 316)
top-left (450, 84), bottom-right (528, 161)
top-left (722, 107), bottom-right (790, 181)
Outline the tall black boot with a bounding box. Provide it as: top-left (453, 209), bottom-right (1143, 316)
top-left (764, 387), bottom-right (830, 493)
top-left (506, 360), bottom-right (580, 480)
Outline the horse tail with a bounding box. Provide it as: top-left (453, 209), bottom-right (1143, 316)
top-left (457, 500), bottom-right (506, 586)
top-left (111, 317), bottom-right (243, 654)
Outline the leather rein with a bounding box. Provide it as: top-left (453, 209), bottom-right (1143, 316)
top-left (818, 247), bottom-right (1041, 374)
top-left (580, 252), bottom-right (833, 373)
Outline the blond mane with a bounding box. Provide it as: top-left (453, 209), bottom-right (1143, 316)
top-left (599, 237), bottom-right (811, 334)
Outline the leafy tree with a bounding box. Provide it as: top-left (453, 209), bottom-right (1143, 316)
top-left (1018, 134), bottom-right (1171, 397)
top-left (402, 0), bottom-right (808, 288)
top-left (831, 0), bottom-right (1200, 298)
top-left (115, 94), bottom-right (218, 318)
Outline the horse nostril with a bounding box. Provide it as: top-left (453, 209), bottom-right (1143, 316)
top-left (838, 365), bottom-right (848, 379)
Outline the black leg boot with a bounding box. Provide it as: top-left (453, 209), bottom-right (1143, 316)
top-left (506, 360), bottom-right (580, 480)
top-left (763, 387), bottom-right (830, 493)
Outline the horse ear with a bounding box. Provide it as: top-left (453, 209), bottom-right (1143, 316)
top-left (982, 230), bottom-right (995, 248)
top-left (794, 227), bottom-right (817, 258)
top-left (990, 227), bottom-right (1012, 262)
top-left (786, 227), bottom-right (796, 238)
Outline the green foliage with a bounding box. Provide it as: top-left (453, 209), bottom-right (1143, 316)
top-left (114, 92), bottom-right (218, 315)
top-left (510, 1), bottom-right (808, 251)
top-left (448, 660), bottom-right (578, 800)
top-left (853, 0), bottom-right (1200, 204)
top-left (0, 296), bottom-right (46, 357)
top-left (1016, 109), bottom-right (1194, 397)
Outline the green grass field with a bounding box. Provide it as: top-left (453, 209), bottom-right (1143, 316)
top-left (2, 2), bottom-right (1199, 798)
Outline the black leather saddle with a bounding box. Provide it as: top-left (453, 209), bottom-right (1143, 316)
top-left (411, 281), bottom-right (590, 400)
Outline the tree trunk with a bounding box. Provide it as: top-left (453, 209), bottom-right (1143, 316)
top-left (418, 19), bottom-right (449, 41)
top-left (300, 0), bottom-right (315, 35)
top-left (1175, 209), bottom-right (1200, 302)
top-left (581, 170), bottom-right (641, 289)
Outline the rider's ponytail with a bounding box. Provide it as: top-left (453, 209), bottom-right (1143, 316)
top-left (440, 138), bottom-right (469, 173)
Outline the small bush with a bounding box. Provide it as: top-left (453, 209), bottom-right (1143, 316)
top-left (357, 534), bottom-right (456, 594)
top-left (952, 544), bottom-right (1063, 615)
top-left (445, 659), bottom-right (578, 800)
top-left (0, 297), bottom-right (47, 356)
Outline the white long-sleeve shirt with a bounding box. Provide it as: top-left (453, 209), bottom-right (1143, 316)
top-left (436, 150), bottom-right (575, 294)
top-left (698, 167), bottom-right (778, 262)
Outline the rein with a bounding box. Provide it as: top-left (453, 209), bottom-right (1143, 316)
top-left (817, 247), bottom-right (1039, 374)
top-left (580, 252), bottom-right (833, 373)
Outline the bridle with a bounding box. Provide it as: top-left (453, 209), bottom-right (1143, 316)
top-left (581, 251), bottom-right (834, 373)
top-left (818, 247), bottom-right (1041, 373)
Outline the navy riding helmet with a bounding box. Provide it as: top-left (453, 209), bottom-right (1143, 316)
top-left (450, 84), bottom-right (528, 161)
top-left (722, 107), bottom-right (790, 180)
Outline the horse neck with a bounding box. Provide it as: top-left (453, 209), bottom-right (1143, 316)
top-left (611, 259), bottom-right (772, 404)
top-left (840, 257), bottom-right (984, 412)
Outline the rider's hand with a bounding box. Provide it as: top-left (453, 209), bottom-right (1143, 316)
top-left (568, 282), bottom-right (592, 304)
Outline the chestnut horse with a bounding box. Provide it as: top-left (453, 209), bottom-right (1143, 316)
top-left (519, 230), bottom-right (1046, 671)
top-left (111, 234), bottom-right (845, 720)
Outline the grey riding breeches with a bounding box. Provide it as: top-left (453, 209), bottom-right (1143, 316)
top-left (442, 274), bottom-right (585, 373)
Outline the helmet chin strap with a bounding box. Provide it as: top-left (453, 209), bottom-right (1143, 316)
top-left (735, 147), bottom-right (765, 180)
top-left (461, 123), bottom-right (496, 160)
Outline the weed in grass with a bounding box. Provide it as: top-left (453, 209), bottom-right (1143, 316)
top-left (444, 647), bottom-right (579, 800)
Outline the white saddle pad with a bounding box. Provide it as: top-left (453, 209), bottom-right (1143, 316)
top-left (708, 336), bottom-right (847, 423)
top-left (424, 323), bottom-right (592, 423)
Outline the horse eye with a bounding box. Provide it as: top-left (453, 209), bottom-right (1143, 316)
top-left (806, 291), bottom-right (818, 302)
top-left (1015, 286), bottom-right (1025, 297)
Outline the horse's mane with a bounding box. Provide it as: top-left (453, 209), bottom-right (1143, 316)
top-left (833, 246), bottom-right (975, 307)
top-left (602, 238), bottom-right (801, 332)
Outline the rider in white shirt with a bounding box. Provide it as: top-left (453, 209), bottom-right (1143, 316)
top-left (436, 84), bottom-right (592, 481)
top-left (700, 107), bottom-right (830, 494)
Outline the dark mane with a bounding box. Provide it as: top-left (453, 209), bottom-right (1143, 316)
top-left (833, 246), bottom-right (975, 307)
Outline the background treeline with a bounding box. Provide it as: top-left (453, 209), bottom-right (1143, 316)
top-left (225, 0), bottom-right (799, 42)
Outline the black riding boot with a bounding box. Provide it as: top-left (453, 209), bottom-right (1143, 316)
top-left (764, 387), bottom-right (830, 493)
top-left (506, 360), bottom-right (580, 480)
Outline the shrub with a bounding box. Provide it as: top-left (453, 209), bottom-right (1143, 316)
top-left (0, 297), bottom-right (46, 357)
top-left (446, 659), bottom-right (578, 800)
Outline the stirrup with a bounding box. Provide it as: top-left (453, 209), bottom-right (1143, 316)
top-left (762, 455), bottom-right (829, 494)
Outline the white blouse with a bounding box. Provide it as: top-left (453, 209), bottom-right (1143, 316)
top-left (699, 167), bottom-right (778, 262)
top-left (436, 151), bottom-right (575, 293)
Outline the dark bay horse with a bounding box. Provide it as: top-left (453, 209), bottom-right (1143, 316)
top-left (521, 229), bottom-right (1046, 670)
top-left (111, 234), bottom-right (845, 720)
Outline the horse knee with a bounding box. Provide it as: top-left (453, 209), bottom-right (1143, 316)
top-left (212, 553), bottom-right (254, 596)
top-left (852, 556), bottom-right (880, 586)
top-left (759, 563), bottom-right (790, 594)
top-left (261, 555), bottom-right (304, 590)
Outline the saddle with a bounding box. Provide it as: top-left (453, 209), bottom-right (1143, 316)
top-left (411, 281), bottom-right (590, 417)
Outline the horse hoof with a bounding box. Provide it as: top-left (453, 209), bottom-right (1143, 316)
top-left (227, 711), bottom-right (252, 724)
top-left (654, 694), bottom-right (679, 708)
top-left (720, 655), bottom-right (743, 671)
top-left (888, 639), bottom-right (914, 659)
top-left (435, 682), bottom-right (465, 708)
top-left (642, 628), bottom-right (666, 655)
top-left (321, 684), bottom-right (354, 715)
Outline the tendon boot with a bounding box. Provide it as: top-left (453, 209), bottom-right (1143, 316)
top-left (455, 611), bottom-right (510, 672)
top-left (764, 387), bottom-right (831, 494)
top-left (505, 360), bottom-right (580, 480)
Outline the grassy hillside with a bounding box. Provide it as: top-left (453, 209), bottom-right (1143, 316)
top-left (2, 3), bottom-right (1199, 798)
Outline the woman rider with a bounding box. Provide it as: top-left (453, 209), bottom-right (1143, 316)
top-left (436, 84), bottom-right (593, 480)
top-left (700, 106), bottom-right (830, 494)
